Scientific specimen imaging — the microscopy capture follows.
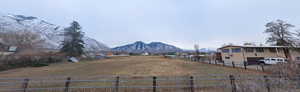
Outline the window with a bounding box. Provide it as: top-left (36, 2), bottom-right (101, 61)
top-left (277, 48), bottom-right (282, 52)
top-left (269, 48), bottom-right (276, 53)
top-left (296, 57), bottom-right (300, 61)
top-left (222, 49), bottom-right (230, 53)
top-left (225, 57), bottom-right (230, 59)
top-left (256, 48), bottom-right (264, 53)
top-left (265, 59), bottom-right (270, 61)
top-left (277, 59), bottom-right (283, 62)
top-left (232, 48), bottom-right (241, 53)
top-left (245, 48), bottom-right (254, 53)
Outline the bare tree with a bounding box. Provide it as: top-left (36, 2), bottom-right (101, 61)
top-left (264, 19), bottom-right (295, 46)
top-left (0, 29), bottom-right (45, 51)
top-left (194, 44), bottom-right (200, 61)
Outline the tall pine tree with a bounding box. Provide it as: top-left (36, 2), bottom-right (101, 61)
top-left (60, 21), bottom-right (85, 57)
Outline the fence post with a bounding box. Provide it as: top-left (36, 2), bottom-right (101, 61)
top-left (190, 76), bottom-right (195, 92)
top-left (64, 77), bottom-right (71, 92)
top-left (229, 75), bottom-right (237, 92)
top-left (243, 61), bottom-right (247, 70)
top-left (298, 75), bottom-right (300, 89)
top-left (23, 78), bottom-right (30, 92)
top-left (232, 62), bottom-right (235, 68)
top-left (115, 76), bottom-right (120, 92)
top-left (223, 61), bottom-right (225, 66)
top-left (264, 76), bottom-right (271, 92)
top-left (261, 64), bottom-right (265, 72)
top-left (153, 76), bottom-right (157, 92)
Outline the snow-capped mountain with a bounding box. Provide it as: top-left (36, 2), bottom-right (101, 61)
top-left (113, 41), bottom-right (182, 53)
top-left (199, 48), bottom-right (216, 53)
top-left (0, 13), bottom-right (110, 51)
top-left (182, 48), bottom-right (216, 53)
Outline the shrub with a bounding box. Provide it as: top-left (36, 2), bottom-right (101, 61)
top-left (0, 54), bottom-right (65, 71)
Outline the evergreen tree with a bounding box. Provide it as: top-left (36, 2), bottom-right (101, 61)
top-left (60, 21), bottom-right (85, 57)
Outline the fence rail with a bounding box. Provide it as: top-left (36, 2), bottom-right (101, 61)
top-left (178, 56), bottom-right (272, 72)
top-left (0, 75), bottom-right (299, 92)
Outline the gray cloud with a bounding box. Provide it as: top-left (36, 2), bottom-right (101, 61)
top-left (1, 0), bottom-right (300, 49)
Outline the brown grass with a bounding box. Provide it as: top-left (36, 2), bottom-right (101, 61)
top-left (1, 56), bottom-right (298, 92)
top-left (0, 56), bottom-right (264, 78)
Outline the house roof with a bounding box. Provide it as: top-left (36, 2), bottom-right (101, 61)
top-left (219, 45), bottom-right (290, 49)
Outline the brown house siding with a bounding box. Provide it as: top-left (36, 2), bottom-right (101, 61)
top-left (219, 45), bottom-right (300, 64)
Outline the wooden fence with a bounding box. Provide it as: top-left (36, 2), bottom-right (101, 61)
top-left (0, 75), bottom-right (299, 92)
top-left (180, 56), bottom-right (270, 72)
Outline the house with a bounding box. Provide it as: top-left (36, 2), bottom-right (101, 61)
top-left (218, 45), bottom-right (300, 64)
top-left (112, 51), bottom-right (130, 56)
top-left (8, 46), bottom-right (17, 52)
top-left (106, 52), bottom-right (114, 56)
top-left (0, 43), bottom-right (17, 56)
top-left (142, 52), bottom-right (150, 56)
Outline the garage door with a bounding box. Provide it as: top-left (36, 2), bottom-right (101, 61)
top-left (247, 57), bottom-right (264, 65)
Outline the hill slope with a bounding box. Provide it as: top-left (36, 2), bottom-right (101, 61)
top-left (0, 13), bottom-right (110, 51)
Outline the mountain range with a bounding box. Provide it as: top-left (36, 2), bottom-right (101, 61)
top-left (0, 13), bottom-right (211, 54)
top-left (0, 13), bottom-right (110, 52)
top-left (182, 48), bottom-right (216, 53)
top-left (113, 41), bottom-right (182, 53)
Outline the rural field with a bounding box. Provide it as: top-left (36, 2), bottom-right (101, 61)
top-left (0, 56), bottom-right (298, 92)
top-left (0, 56), bottom-right (264, 78)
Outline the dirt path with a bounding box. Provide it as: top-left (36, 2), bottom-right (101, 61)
top-left (0, 56), bottom-right (264, 78)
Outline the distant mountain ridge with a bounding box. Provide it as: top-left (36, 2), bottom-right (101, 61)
top-left (113, 41), bottom-right (182, 53)
top-left (182, 48), bottom-right (216, 53)
top-left (0, 13), bottom-right (110, 52)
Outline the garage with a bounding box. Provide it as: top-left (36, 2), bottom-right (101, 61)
top-left (247, 57), bottom-right (264, 65)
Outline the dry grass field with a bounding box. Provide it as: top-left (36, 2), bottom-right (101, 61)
top-left (1, 56), bottom-right (297, 92)
top-left (0, 56), bottom-right (264, 78)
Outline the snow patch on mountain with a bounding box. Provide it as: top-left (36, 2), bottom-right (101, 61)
top-left (0, 13), bottom-right (110, 51)
top-left (113, 41), bottom-right (182, 53)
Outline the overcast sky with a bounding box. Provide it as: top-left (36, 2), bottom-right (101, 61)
top-left (1, 0), bottom-right (300, 49)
